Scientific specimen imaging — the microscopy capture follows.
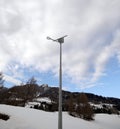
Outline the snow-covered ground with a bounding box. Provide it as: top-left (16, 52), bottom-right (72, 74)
top-left (25, 97), bottom-right (52, 108)
top-left (0, 104), bottom-right (120, 129)
top-left (90, 102), bottom-right (114, 109)
top-left (35, 97), bottom-right (52, 103)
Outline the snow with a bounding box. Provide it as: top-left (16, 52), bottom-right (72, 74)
top-left (0, 104), bottom-right (120, 129)
top-left (25, 97), bottom-right (52, 108)
top-left (35, 97), bottom-right (52, 103)
top-left (90, 102), bottom-right (114, 109)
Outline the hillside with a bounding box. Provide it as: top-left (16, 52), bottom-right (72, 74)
top-left (0, 84), bottom-right (120, 112)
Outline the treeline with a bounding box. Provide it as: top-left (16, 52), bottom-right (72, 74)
top-left (0, 74), bottom-right (39, 106)
top-left (93, 104), bottom-right (119, 114)
top-left (0, 72), bottom-right (120, 121)
top-left (31, 93), bottom-right (94, 120)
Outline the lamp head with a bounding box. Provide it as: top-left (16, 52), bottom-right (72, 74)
top-left (47, 35), bottom-right (67, 43)
top-left (47, 36), bottom-right (52, 40)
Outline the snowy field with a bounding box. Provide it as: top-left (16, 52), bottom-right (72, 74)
top-left (0, 104), bottom-right (120, 129)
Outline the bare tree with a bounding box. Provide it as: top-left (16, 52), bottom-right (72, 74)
top-left (68, 94), bottom-right (74, 115)
top-left (0, 72), bottom-right (4, 88)
top-left (76, 93), bottom-right (94, 120)
top-left (24, 77), bottom-right (38, 102)
top-left (27, 76), bottom-right (37, 85)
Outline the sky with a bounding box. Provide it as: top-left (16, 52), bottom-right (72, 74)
top-left (0, 0), bottom-right (120, 98)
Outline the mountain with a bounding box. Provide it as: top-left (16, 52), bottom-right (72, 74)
top-left (0, 84), bottom-right (120, 112)
top-left (36, 85), bottom-right (120, 109)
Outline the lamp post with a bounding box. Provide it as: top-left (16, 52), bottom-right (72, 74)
top-left (47, 35), bottom-right (67, 129)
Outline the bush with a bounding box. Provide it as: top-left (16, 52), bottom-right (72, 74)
top-left (5, 100), bottom-right (25, 107)
top-left (34, 104), bottom-right (39, 109)
top-left (0, 113), bottom-right (10, 121)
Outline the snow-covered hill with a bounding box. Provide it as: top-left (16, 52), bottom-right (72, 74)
top-left (0, 104), bottom-right (120, 129)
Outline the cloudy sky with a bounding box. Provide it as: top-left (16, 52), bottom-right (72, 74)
top-left (0, 0), bottom-right (120, 98)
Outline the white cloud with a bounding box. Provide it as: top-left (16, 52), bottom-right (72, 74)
top-left (3, 74), bottom-right (22, 85)
top-left (0, 0), bottom-right (120, 88)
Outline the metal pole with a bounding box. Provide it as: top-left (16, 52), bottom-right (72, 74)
top-left (47, 35), bottom-right (67, 129)
top-left (58, 42), bottom-right (62, 129)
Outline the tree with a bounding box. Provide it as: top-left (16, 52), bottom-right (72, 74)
top-left (68, 94), bottom-right (74, 116)
top-left (0, 72), bottom-right (4, 88)
top-left (76, 93), bottom-right (94, 120)
top-left (27, 76), bottom-right (37, 85)
top-left (0, 72), bottom-right (6, 103)
top-left (24, 77), bottom-right (38, 103)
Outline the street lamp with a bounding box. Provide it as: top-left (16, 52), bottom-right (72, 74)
top-left (47, 35), bottom-right (67, 129)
